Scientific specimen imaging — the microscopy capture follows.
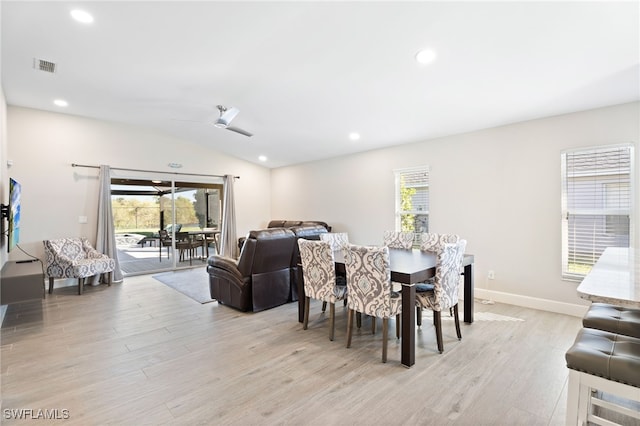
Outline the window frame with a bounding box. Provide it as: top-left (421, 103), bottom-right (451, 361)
top-left (560, 143), bottom-right (635, 281)
top-left (394, 166), bottom-right (429, 241)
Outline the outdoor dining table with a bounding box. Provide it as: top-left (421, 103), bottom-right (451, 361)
top-left (296, 247), bottom-right (475, 368)
top-left (187, 229), bottom-right (220, 259)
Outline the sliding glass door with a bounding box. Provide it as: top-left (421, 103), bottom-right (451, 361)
top-left (111, 174), bottom-right (223, 276)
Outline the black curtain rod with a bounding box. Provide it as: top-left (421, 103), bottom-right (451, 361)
top-left (71, 163), bottom-right (239, 179)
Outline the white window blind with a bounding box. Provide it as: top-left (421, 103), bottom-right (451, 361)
top-left (394, 167), bottom-right (429, 236)
top-left (561, 144), bottom-right (634, 280)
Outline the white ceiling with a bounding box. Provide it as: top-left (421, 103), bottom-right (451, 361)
top-left (2, 1), bottom-right (639, 168)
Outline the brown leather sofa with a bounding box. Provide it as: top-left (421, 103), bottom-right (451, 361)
top-left (267, 220), bottom-right (331, 231)
top-left (238, 220), bottom-right (331, 251)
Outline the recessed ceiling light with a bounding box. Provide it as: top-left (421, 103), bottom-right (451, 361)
top-left (53, 99), bottom-right (68, 107)
top-left (151, 180), bottom-right (162, 184)
top-left (348, 132), bottom-right (360, 141)
top-left (258, 155), bottom-right (268, 162)
top-left (71, 9), bottom-right (94, 24)
top-left (415, 48), bottom-right (437, 65)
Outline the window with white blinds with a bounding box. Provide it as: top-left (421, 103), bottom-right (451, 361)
top-left (394, 167), bottom-right (429, 238)
top-left (561, 144), bottom-right (634, 280)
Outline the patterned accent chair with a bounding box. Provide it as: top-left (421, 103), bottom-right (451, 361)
top-left (43, 237), bottom-right (116, 295)
top-left (298, 239), bottom-right (348, 341)
top-left (343, 244), bottom-right (402, 363)
top-left (416, 239), bottom-right (467, 353)
top-left (382, 231), bottom-right (415, 249)
top-left (319, 232), bottom-right (350, 252)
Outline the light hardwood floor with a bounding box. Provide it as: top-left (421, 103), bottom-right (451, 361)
top-left (1, 274), bottom-right (583, 425)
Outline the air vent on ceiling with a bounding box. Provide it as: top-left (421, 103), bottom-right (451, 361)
top-left (33, 58), bottom-right (56, 73)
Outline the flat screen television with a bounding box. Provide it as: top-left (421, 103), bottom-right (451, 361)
top-left (8, 177), bottom-right (21, 252)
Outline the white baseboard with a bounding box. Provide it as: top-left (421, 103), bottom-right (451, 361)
top-left (471, 288), bottom-right (589, 318)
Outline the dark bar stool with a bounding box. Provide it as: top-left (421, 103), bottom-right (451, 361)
top-left (565, 328), bottom-right (640, 425)
top-left (582, 302), bottom-right (640, 339)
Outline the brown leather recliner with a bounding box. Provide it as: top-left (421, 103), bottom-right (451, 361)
top-left (208, 228), bottom-right (297, 312)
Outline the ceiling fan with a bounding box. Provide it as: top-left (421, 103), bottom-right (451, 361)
top-left (213, 105), bottom-right (253, 137)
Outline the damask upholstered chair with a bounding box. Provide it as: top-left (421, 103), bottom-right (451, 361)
top-left (416, 239), bottom-right (467, 353)
top-left (319, 232), bottom-right (350, 252)
top-left (298, 239), bottom-right (348, 341)
top-left (382, 230), bottom-right (415, 249)
top-left (318, 232), bottom-right (349, 311)
top-left (416, 233), bottom-right (461, 324)
top-left (419, 233), bottom-right (460, 252)
top-left (343, 244), bottom-right (402, 363)
top-left (43, 237), bottom-right (116, 295)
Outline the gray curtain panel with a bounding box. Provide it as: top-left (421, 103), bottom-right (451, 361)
top-left (96, 165), bottom-right (123, 282)
top-left (220, 174), bottom-right (238, 259)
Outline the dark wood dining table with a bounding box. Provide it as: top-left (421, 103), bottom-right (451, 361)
top-left (296, 247), bottom-right (475, 368)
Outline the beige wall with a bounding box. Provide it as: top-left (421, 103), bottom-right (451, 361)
top-left (271, 102), bottom-right (640, 315)
top-left (5, 106), bottom-right (272, 261)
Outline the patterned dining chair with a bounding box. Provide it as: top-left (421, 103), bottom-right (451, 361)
top-left (419, 233), bottom-right (460, 252)
top-left (298, 239), bottom-right (348, 341)
top-left (382, 230), bottom-right (415, 249)
top-left (318, 232), bottom-right (350, 312)
top-left (319, 232), bottom-right (350, 252)
top-left (343, 244), bottom-right (402, 363)
top-left (43, 237), bottom-right (116, 295)
top-left (416, 239), bottom-right (467, 353)
top-left (416, 233), bottom-right (461, 325)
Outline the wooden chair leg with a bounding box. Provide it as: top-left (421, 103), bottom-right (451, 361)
top-left (329, 303), bottom-right (336, 341)
top-left (453, 304), bottom-right (462, 340)
top-left (303, 296), bottom-right (311, 330)
top-left (322, 301), bottom-right (327, 312)
top-left (356, 312), bottom-right (362, 329)
top-left (49, 277), bottom-right (55, 294)
top-left (396, 314), bottom-right (401, 339)
top-left (372, 317), bottom-right (376, 335)
top-left (346, 309), bottom-right (354, 348)
top-left (78, 278), bottom-right (84, 295)
top-left (382, 318), bottom-right (388, 363)
top-left (434, 311), bottom-right (443, 353)
top-left (417, 306), bottom-right (422, 327)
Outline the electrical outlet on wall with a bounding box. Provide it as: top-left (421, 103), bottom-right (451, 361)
top-left (488, 270), bottom-right (495, 280)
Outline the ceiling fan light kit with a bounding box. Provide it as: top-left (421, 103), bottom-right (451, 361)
top-left (212, 105), bottom-right (252, 137)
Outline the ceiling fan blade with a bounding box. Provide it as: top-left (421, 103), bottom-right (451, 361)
top-left (218, 106), bottom-right (239, 125)
top-left (226, 126), bottom-right (253, 137)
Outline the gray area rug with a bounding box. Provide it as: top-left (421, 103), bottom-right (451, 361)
top-left (152, 269), bottom-right (215, 304)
